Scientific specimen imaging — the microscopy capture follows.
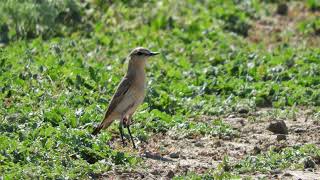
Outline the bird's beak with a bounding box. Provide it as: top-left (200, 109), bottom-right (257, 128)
top-left (149, 52), bottom-right (159, 56)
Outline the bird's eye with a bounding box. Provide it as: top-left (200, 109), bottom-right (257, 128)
top-left (137, 52), bottom-right (143, 56)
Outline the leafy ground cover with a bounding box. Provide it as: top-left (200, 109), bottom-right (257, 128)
top-left (1, 0), bottom-right (320, 179)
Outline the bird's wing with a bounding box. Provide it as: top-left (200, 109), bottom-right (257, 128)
top-left (103, 75), bottom-right (132, 118)
top-left (92, 74), bottom-right (133, 135)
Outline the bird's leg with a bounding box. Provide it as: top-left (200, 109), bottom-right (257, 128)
top-left (119, 117), bottom-right (126, 147)
top-left (127, 125), bottom-right (136, 149)
top-left (125, 115), bottom-right (136, 149)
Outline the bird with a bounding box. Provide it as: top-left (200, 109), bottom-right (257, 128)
top-left (92, 47), bottom-right (159, 149)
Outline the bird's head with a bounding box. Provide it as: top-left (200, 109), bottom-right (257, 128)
top-left (128, 47), bottom-right (159, 67)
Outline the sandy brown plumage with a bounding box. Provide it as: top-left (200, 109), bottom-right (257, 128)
top-left (92, 47), bottom-right (159, 148)
top-left (92, 76), bottom-right (132, 135)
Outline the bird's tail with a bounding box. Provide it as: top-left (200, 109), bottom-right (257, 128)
top-left (92, 116), bottom-right (114, 135)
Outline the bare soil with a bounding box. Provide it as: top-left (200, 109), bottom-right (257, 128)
top-left (102, 108), bottom-right (320, 179)
top-left (248, 2), bottom-right (320, 50)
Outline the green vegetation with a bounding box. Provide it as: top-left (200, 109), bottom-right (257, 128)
top-left (235, 144), bottom-right (320, 173)
top-left (177, 144), bottom-right (320, 179)
top-left (0, 0), bottom-right (319, 179)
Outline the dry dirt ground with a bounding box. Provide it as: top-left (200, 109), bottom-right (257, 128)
top-left (248, 1), bottom-right (320, 50)
top-left (102, 108), bottom-right (320, 179)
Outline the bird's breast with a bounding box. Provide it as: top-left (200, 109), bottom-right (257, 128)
top-left (130, 76), bottom-right (146, 107)
top-left (132, 83), bottom-right (146, 102)
top-left (120, 71), bottom-right (146, 115)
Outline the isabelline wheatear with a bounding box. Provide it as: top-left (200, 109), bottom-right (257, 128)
top-left (92, 47), bottom-right (159, 148)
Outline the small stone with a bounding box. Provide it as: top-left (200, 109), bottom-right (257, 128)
top-left (273, 174), bottom-right (279, 178)
top-left (163, 143), bottom-right (170, 147)
top-left (214, 140), bottom-right (222, 147)
top-left (283, 172), bottom-right (293, 177)
top-left (167, 170), bottom-right (175, 178)
top-left (276, 134), bottom-right (287, 141)
top-left (191, 140), bottom-right (197, 143)
top-left (276, 3), bottom-right (288, 15)
top-left (271, 169), bottom-right (282, 175)
top-left (238, 107), bottom-right (249, 114)
top-left (194, 142), bottom-right (204, 147)
top-left (267, 120), bottom-right (288, 134)
top-left (139, 174), bottom-right (145, 178)
top-left (169, 152), bottom-right (180, 159)
top-left (222, 135), bottom-right (232, 141)
top-left (294, 128), bottom-right (306, 133)
top-left (253, 146), bottom-right (261, 155)
top-left (304, 157), bottom-right (316, 169)
top-left (239, 119), bottom-right (245, 126)
top-left (228, 114), bottom-right (236, 118)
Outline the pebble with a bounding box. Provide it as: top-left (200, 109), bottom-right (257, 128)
top-left (238, 107), bottom-right (249, 114)
top-left (304, 157), bottom-right (316, 169)
top-left (194, 142), bottom-right (204, 147)
top-left (267, 120), bottom-right (288, 134)
top-left (169, 152), bottom-right (180, 159)
top-left (276, 134), bottom-right (287, 141)
top-left (294, 128), bottom-right (306, 133)
top-left (167, 170), bottom-right (175, 178)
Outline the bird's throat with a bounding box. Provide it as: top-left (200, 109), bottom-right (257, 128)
top-left (128, 60), bottom-right (146, 73)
